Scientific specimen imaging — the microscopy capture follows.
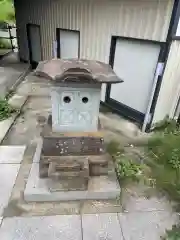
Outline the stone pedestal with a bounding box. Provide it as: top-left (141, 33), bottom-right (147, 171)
top-left (47, 158), bottom-right (89, 191)
top-left (24, 139), bottom-right (120, 202)
top-left (38, 115), bottom-right (111, 192)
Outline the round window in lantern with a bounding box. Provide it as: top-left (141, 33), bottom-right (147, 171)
top-left (63, 96), bottom-right (71, 103)
top-left (82, 97), bottom-right (88, 103)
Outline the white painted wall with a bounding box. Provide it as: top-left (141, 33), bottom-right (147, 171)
top-left (15, 0), bottom-right (173, 62)
top-left (153, 40), bottom-right (180, 123)
top-left (14, 0), bottom-right (177, 121)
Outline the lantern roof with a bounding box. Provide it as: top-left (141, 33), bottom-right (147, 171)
top-left (33, 58), bottom-right (123, 84)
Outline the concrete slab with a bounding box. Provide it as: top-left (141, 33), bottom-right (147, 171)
top-left (0, 145), bottom-right (26, 164)
top-left (81, 200), bottom-right (122, 214)
top-left (24, 162), bottom-right (120, 202)
top-left (0, 53), bottom-right (29, 98)
top-left (8, 95), bottom-right (27, 108)
top-left (0, 116), bottom-right (17, 143)
top-left (0, 215), bottom-right (82, 240)
top-left (25, 96), bottom-right (51, 111)
top-left (2, 97), bottom-right (50, 146)
top-left (123, 195), bottom-right (172, 213)
top-left (82, 213), bottom-right (123, 240)
top-left (121, 184), bottom-right (174, 213)
top-left (118, 212), bottom-right (178, 240)
top-left (0, 164), bottom-right (20, 216)
top-left (2, 163), bottom-right (81, 217)
top-left (0, 94), bottom-right (27, 144)
top-left (17, 76), bottom-right (51, 97)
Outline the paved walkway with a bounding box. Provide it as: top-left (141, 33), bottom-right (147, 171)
top-left (0, 52), bottom-right (29, 98)
top-left (0, 74), bottom-right (178, 239)
top-left (0, 144), bottom-right (178, 240)
top-left (0, 212), bottom-right (176, 240)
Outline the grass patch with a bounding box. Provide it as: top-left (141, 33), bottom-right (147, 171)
top-left (162, 225), bottom-right (180, 240)
top-left (146, 119), bottom-right (180, 239)
top-left (107, 120), bottom-right (180, 194)
top-left (107, 141), bottom-right (148, 184)
top-left (115, 154), bottom-right (143, 181)
top-left (151, 117), bottom-right (178, 134)
top-left (0, 98), bottom-right (18, 120)
top-left (107, 119), bottom-right (180, 239)
top-left (146, 121), bottom-right (180, 205)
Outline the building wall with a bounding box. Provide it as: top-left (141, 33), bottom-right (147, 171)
top-left (152, 40), bottom-right (180, 123)
top-left (15, 0), bottom-right (176, 120)
top-left (15, 0), bottom-right (174, 62)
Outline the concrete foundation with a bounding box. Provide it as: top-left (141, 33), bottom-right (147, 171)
top-left (24, 143), bottom-right (121, 202)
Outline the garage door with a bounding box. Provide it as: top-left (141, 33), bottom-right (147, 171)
top-left (57, 29), bottom-right (80, 59)
top-left (107, 38), bottom-right (161, 124)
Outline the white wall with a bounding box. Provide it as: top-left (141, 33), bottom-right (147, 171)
top-left (15, 0), bottom-right (176, 117)
top-left (153, 40), bottom-right (180, 123)
top-left (15, 0), bottom-right (174, 62)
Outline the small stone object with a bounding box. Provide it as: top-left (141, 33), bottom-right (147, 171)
top-left (33, 58), bottom-right (123, 192)
top-left (47, 158), bottom-right (89, 191)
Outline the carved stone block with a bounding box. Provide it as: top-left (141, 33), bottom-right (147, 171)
top-left (47, 158), bottom-right (89, 191)
top-left (48, 159), bottom-right (89, 178)
top-left (39, 115), bottom-right (105, 156)
top-left (40, 154), bottom-right (112, 177)
top-left (89, 154), bottom-right (110, 176)
top-left (41, 114), bottom-right (102, 137)
top-left (41, 136), bottom-right (105, 156)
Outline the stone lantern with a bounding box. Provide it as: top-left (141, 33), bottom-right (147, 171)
top-left (32, 59), bottom-right (123, 193)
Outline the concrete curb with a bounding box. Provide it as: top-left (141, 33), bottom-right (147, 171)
top-left (0, 50), bottom-right (12, 60)
top-left (0, 94), bottom-right (28, 144)
top-left (9, 65), bottom-right (31, 93)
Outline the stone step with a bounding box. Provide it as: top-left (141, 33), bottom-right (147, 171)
top-left (24, 163), bottom-right (121, 202)
top-left (49, 171), bottom-right (88, 178)
top-left (24, 140), bottom-right (120, 202)
top-left (40, 154), bottom-right (112, 177)
top-left (48, 160), bottom-right (89, 179)
top-left (41, 154), bottom-right (110, 164)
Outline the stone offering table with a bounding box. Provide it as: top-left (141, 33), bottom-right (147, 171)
top-left (24, 59), bottom-right (123, 202)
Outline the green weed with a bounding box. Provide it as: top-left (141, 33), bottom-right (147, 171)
top-left (0, 98), bottom-right (18, 121)
top-left (162, 225), bottom-right (180, 240)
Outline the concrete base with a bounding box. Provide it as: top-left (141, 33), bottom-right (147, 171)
top-left (24, 143), bottom-right (121, 202)
top-left (24, 163), bottom-right (120, 202)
